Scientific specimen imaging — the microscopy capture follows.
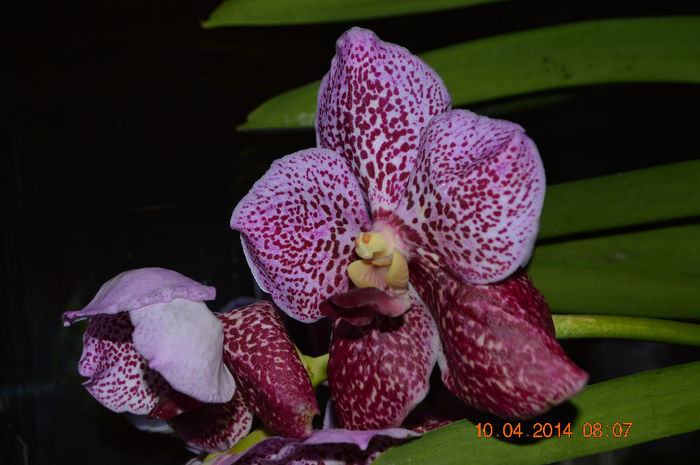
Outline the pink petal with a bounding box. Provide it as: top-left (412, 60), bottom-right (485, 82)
top-left (411, 252), bottom-right (588, 419)
top-left (218, 302), bottom-right (319, 437)
top-left (170, 388), bottom-right (254, 453)
top-left (62, 267), bottom-right (216, 325)
top-left (230, 148), bottom-right (371, 323)
top-left (393, 110), bottom-right (545, 284)
top-left (317, 28), bottom-right (451, 217)
top-left (320, 287), bottom-right (411, 326)
top-left (217, 428), bottom-right (418, 465)
top-left (130, 299), bottom-right (236, 404)
top-left (327, 291), bottom-right (439, 429)
top-left (78, 313), bottom-right (169, 415)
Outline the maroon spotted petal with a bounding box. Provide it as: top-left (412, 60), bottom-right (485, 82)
top-left (218, 302), bottom-right (319, 438)
top-left (410, 251), bottom-right (588, 419)
top-left (328, 291), bottom-right (439, 429)
top-left (317, 28), bottom-right (451, 217)
top-left (231, 149), bottom-right (370, 323)
top-left (78, 313), bottom-right (169, 415)
top-left (394, 110), bottom-right (545, 284)
top-left (170, 388), bottom-right (254, 453)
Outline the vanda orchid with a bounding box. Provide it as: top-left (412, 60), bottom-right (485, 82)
top-left (231, 27), bottom-right (588, 430)
top-left (62, 268), bottom-right (318, 452)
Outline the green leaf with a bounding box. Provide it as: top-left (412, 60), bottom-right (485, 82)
top-left (204, 0), bottom-right (504, 27)
top-left (539, 160), bottom-right (700, 240)
top-left (240, 17), bottom-right (700, 130)
top-left (528, 224), bottom-right (700, 319)
top-left (375, 362), bottom-right (700, 465)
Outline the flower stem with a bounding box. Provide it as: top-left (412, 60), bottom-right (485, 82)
top-left (553, 314), bottom-right (700, 346)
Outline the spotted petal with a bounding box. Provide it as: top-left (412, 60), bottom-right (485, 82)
top-left (411, 251), bottom-right (587, 419)
top-left (231, 148), bottom-right (370, 323)
top-left (394, 110), bottom-right (545, 284)
top-left (78, 313), bottom-right (169, 415)
top-left (62, 267), bottom-right (216, 325)
top-left (218, 302), bottom-right (319, 437)
top-left (317, 28), bottom-right (451, 217)
top-left (327, 290), bottom-right (439, 429)
top-left (170, 388), bottom-right (254, 453)
top-left (131, 298), bottom-right (235, 404)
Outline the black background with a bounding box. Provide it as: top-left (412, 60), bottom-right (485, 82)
top-left (3, 1), bottom-right (699, 464)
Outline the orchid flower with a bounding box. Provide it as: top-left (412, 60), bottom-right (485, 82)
top-left (231, 28), bottom-right (588, 429)
top-left (63, 268), bottom-right (318, 452)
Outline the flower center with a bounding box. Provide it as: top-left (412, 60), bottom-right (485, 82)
top-left (347, 225), bottom-right (409, 292)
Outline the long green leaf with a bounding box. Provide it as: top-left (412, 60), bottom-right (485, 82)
top-left (204, 0), bottom-right (504, 27)
top-left (240, 17), bottom-right (700, 130)
top-left (539, 160), bottom-right (700, 240)
top-left (375, 362), bottom-right (700, 465)
top-left (529, 224), bottom-right (700, 319)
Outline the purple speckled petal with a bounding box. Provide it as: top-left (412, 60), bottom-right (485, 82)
top-left (62, 267), bottom-right (216, 325)
top-left (218, 302), bottom-right (319, 437)
top-left (320, 287), bottom-right (411, 326)
top-left (170, 388), bottom-right (254, 453)
top-left (393, 110), bottom-right (545, 284)
top-left (317, 28), bottom-right (451, 217)
top-left (231, 148), bottom-right (371, 323)
top-left (411, 250), bottom-right (588, 419)
top-left (78, 313), bottom-right (169, 415)
top-left (328, 290), bottom-right (439, 429)
top-left (130, 298), bottom-right (235, 404)
top-left (213, 428), bottom-right (418, 465)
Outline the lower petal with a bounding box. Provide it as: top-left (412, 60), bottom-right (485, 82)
top-left (170, 389), bottom-right (254, 453)
top-left (410, 250), bottom-right (588, 419)
top-left (328, 291), bottom-right (440, 429)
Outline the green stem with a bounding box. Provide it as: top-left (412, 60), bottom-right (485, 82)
top-left (553, 314), bottom-right (700, 346)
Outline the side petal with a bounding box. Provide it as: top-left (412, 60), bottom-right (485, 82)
top-left (62, 267), bottom-right (216, 325)
top-left (411, 251), bottom-right (587, 419)
top-left (317, 28), bottom-right (451, 217)
top-left (130, 298), bottom-right (236, 404)
top-left (327, 291), bottom-right (439, 429)
top-left (393, 110), bottom-right (545, 284)
top-left (231, 148), bottom-right (370, 323)
top-left (218, 302), bottom-right (319, 438)
top-left (170, 389), bottom-right (254, 453)
top-left (78, 313), bottom-right (169, 415)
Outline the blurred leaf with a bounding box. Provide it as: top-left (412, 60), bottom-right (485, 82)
top-left (539, 160), bottom-right (700, 240)
top-left (240, 17), bottom-right (700, 130)
top-left (375, 362), bottom-right (700, 465)
top-left (204, 0), bottom-right (504, 27)
top-left (529, 224), bottom-right (700, 319)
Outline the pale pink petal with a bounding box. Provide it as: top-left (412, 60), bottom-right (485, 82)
top-left (62, 267), bottom-right (216, 325)
top-left (230, 148), bottom-right (370, 323)
top-left (170, 388), bottom-right (254, 453)
top-left (327, 291), bottom-right (439, 429)
top-left (411, 251), bottom-right (587, 419)
top-left (317, 28), bottom-right (451, 217)
top-left (130, 298), bottom-right (235, 404)
top-left (319, 287), bottom-right (411, 326)
top-left (78, 313), bottom-right (169, 415)
top-left (393, 110), bottom-right (545, 284)
top-left (218, 302), bottom-right (319, 437)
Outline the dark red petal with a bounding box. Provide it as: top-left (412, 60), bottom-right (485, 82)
top-left (218, 302), bottom-right (319, 438)
top-left (320, 287), bottom-right (411, 326)
top-left (170, 388), bottom-right (253, 453)
top-left (410, 250), bottom-right (588, 419)
top-left (328, 291), bottom-right (439, 429)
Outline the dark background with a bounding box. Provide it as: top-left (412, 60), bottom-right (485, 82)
top-left (3, 1), bottom-right (699, 464)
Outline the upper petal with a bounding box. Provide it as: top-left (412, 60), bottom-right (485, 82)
top-left (327, 290), bottom-right (439, 430)
top-left (62, 267), bottom-right (216, 325)
top-left (393, 110), bottom-right (546, 284)
top-left (317, 28), bottom-right (451, 217)
top-left (218, 302), bottom-right (319, 438)
top-left (130, 298), bottom-right (235, 404)
top-left (231, 148), bottom-right (370, 322)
